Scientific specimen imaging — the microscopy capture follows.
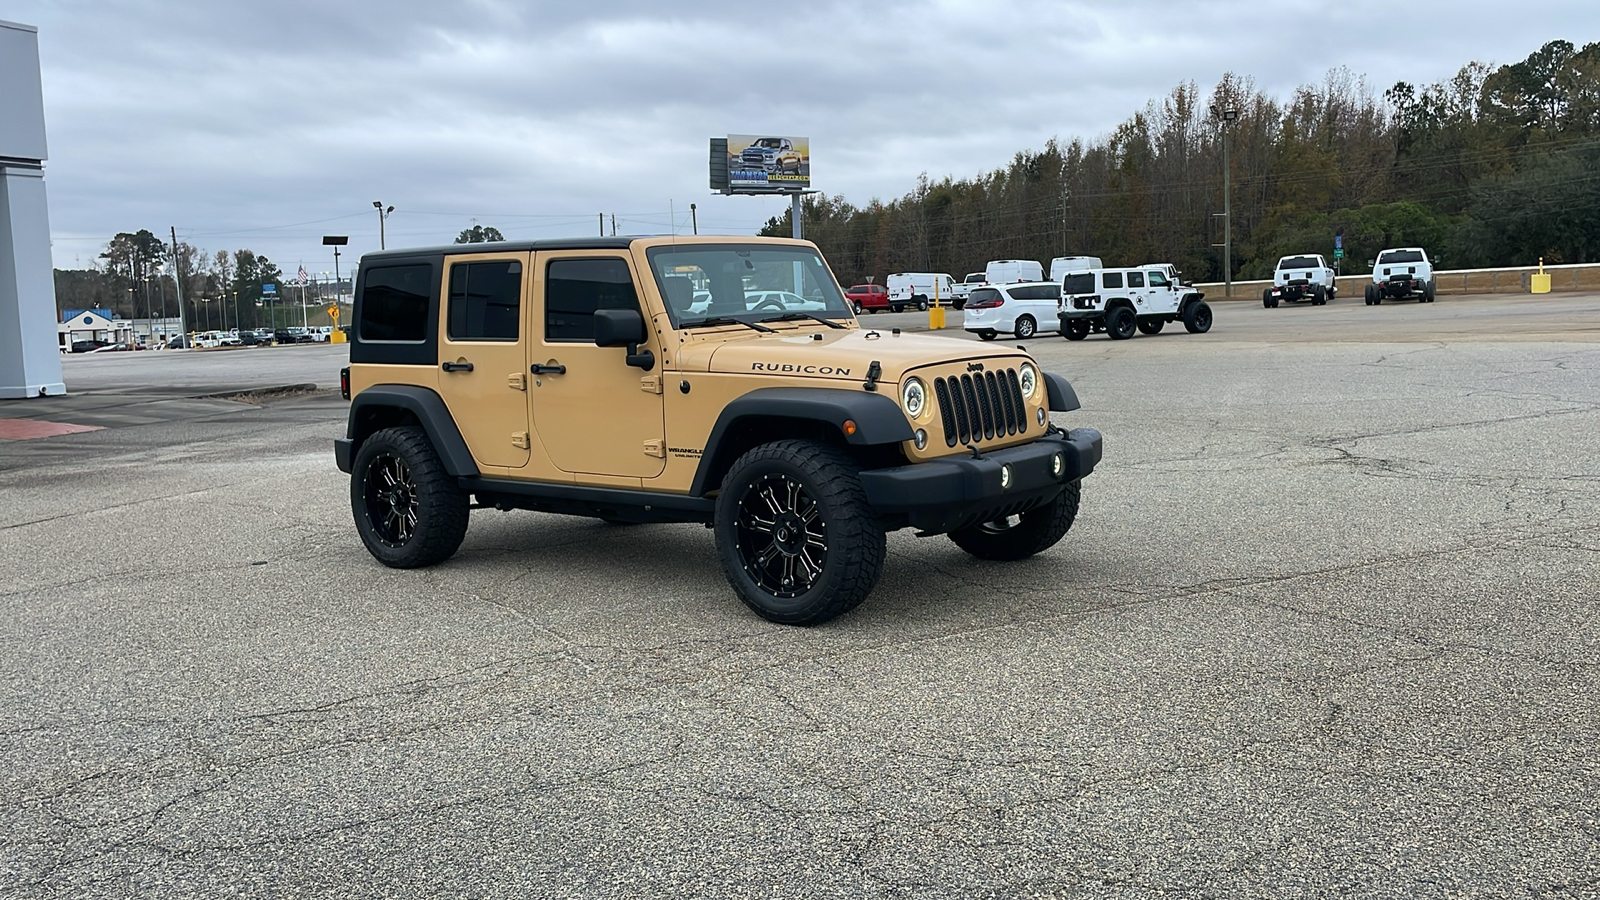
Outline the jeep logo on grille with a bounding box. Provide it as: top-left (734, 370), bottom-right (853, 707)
top-left (966, 362), bottom-right (985, 372)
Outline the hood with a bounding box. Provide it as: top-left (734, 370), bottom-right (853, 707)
top-left (697, 328), bottom-right (1030, 383)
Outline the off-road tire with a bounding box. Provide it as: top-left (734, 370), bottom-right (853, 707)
top-left (1064, 321), bottom-right (1090, 341)
top-left (1137, 318), bottom-right (1165, 335)
top-left (1182, 300), bottom-right (1213, 334)
top-left (1105, 306), bottom-right (1136, 340)
top-left (1424, 280), bottom-right (1436, 302)
top-left (978, 330), bottom-right (998, 341)
top-left (351, 425), bottom-right (469, 569)
top-left (714, 440), bottom-right (885, 626)
top-left (949, 480), bottom-right (1081, 561)
top-left (1262, 288), bottom-right (1273, 309)
top-left (1014, 315), bottom-right (1037, 339)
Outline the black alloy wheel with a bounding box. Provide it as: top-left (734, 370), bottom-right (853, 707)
top-left (1183, 300), bottom-right (1213, 334)
top-left (1105, 306), bottom-right (1137, 340)
top-left (1137, 318), bottom-right (1165, 335)
top-left (715, 440), bottom-right (884, 625)
top-left (351, 425), bottom-right (469, 568)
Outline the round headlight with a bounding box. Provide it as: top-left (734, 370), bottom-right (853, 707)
top-left (901, 377), bottom-right (927, 418)
top-left (1019, 363), bottom-right (1038, 399)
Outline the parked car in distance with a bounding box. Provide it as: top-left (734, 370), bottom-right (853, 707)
top-left (949, 272), bottom-right (986, 309)
top-left (70, 339), bottom-right (109, 353)
top-left (885, 272), bottom-right (956, 311)
top-left (985, 259), bottom-right (1045, 285)
top-left (217, 331), bottom-right (242, 347)
top-left (743, 290), bottom-right (829, 313)
top-left (846, 283), bottom-right (891, 314)
top-left (311, 326), bottom-right (334, 342)
top-left (963, 281), bottom-right (1063, 341)
top-left (1047, 256), bottom-right (1103, 282)
top-left (1265, 254), bottom-right (1336, 307)
top-left (274, 329), bottom-right (299, 344)
top-left (1058, 266), bottom-right (1211, 340)
top-left (165, 335), bottom-right (189, 349)
top-left (1365, 247), bottom-right (1436, 304)
top-left (237, 330), bottom-right (264, 346)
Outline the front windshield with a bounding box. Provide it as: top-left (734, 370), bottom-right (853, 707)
top-left (647, 244), bottom-right (853, 328)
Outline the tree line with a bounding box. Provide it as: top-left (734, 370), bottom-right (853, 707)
top-left (766, 39), bottom-right (1600, 286)
top-left (52, 223), bottom-right (507, 332)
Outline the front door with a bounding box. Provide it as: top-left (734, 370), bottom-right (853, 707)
top-left (435, 252), bottom-right (531, 469)
top-left (1145, 269), bottom-right (1178, 313)
top-left (529, 250), bottom-right (666, 479)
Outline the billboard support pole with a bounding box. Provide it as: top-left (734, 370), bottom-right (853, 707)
top-left (791, 192), bottom-right (802, 240)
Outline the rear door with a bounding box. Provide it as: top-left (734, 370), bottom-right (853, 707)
top-left (436, 252), bottom-right (531, 469)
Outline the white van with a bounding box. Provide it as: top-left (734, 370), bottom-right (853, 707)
top-left (1047, 256), bottom-right (1103, 282)
top-left (984, 259), bottom-right (1044, 284)
top-left (884, 272), bottom-right (956, 311)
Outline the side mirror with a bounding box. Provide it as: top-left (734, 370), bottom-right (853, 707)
top-left (593, 308), bottom-right (647, 347)
top-left (592, 308), bottom-right (655, 371)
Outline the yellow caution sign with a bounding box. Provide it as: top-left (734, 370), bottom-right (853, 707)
top-left (328, 305), bottom-right (341, 320)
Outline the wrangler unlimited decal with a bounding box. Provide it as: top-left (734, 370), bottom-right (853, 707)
top-left (749, 363), bottom-right (852, 376)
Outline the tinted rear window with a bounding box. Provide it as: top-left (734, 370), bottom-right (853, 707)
top-left (359, 265), bottom-right (433, 342)
top-left (1061, 273), bottom-right (1095, 294)
top-left (1279, 256), bottom-right (1320, 269)
top-left (969, 288), bottom-right (1004, 305)
top-left (448, 260), bottom-right (522, 341)
top-left (1378, 250), bottom-right (1425, 264)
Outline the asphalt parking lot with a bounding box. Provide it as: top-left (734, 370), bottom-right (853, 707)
top-left (3, 292), bottom-right (1598, 897)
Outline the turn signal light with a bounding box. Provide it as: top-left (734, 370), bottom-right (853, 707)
top-left (842, 419), bottom-right (858, 436)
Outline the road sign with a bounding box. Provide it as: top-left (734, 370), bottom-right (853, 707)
top-left (1334, 249), bottom-right (1344, 259)
top-left (327, 306), bottom-right (340, 320)
top-left (263, 283), bottom-right (277, 294)
top-left (1335, 235), bottom-right (1343, 249)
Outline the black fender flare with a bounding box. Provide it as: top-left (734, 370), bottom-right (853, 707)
top-left (689, 387), bottom-right (913, 496)
top-left (1044, 373), bottom-right (1081, 412)
top-left (342, 384), bottom-right (479, 477)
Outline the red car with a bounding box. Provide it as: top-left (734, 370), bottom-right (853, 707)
top-left (845, 283), bottom-right (890, 313)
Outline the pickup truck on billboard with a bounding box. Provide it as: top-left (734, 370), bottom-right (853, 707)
top-left (728, 134), bottom-right (810, 190)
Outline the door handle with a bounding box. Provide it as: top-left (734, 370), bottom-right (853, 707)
top-left (441, 361), bottom-right (474, 373)
top-left (530, 363), bottom-right (567, 375)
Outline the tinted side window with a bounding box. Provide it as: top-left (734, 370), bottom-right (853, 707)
top-left (359, 265), bottom-right (432, 342)
top-left (1102, 271), bottom-right (1124, 290)
top-left (1061, 273), bottom-right (1095, 294)
top-left (1024, 285), bottom-right (1060, 300)
top-left (546, 258), bottom-right (640, 342)
top-left (1128, 272), bottom-right (1146, 288)
top-left (448, 260), bottom-right (522, 341)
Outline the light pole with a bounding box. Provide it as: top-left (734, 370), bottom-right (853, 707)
top-left (323, 237), bottom-right (349, 305)
top-left (1211, 104), bottom-right (1239, 298)
top-left (231, 290), bottom-right (239, 333)
top-left (690, 203), bottom-right (698, 235)
top-left (373, 202), bottom-right (393, 250)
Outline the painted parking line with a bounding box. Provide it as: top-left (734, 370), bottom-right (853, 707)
top-left (0, 418), bottom-right (105, 440)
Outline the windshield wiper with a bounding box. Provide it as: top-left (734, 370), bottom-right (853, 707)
top-left (756, 312), bottom-right (845, 329)
top-left (680, 316), bottom-right (775, 333)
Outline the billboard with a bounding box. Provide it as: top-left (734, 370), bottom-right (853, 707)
top-left (725, 134), bottom-right (810, 192)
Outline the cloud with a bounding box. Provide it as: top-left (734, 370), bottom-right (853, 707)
top-left (8, 0), bottom-right (1596, 269)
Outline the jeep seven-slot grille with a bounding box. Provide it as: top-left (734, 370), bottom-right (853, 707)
top-left (933, 369), bottom-right (1027, 447)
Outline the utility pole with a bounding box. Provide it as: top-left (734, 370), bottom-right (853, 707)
top-left (1211, 105), bottom-right (1239, 298)
top-left (599, 213), bottom-right (605, 236)
top-left (611, 214), bottom-right (617, 236)
top-left (170, 226), bottom-right (187, 343)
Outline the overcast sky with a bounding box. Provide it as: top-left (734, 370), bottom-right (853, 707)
top-left (6, 0), bottom-right (1597, 277)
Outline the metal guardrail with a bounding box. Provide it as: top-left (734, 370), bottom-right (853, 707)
top-left (1195, 262), bottom-right (1600, 299)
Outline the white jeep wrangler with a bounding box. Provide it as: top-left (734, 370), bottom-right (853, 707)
top-left (1365, 248), bottom-right (1436, 304)
top-left (1265, 254), bottom-right (1336, 307)
top-left (1058, 266), bottom-right (1211, 341)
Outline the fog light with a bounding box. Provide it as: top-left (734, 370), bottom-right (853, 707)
top-left (1000, 464), bottom-right (1012, 489)
top-left (914, 429), bottom-right (927, 450)
top-left (1052, 452), bottom-right (1064, 477)
top-left (1036, 408), bottom-right (1046, 425)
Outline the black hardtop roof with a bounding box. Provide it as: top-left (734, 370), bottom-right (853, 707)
top-left (361, 236), bottom-right (642, 262)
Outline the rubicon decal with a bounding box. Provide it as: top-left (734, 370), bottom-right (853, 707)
top-left (750, 363), bottom-right (852, 376)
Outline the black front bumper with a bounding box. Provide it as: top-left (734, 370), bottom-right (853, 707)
top-left (859, 428), bottom-right (1103, 534)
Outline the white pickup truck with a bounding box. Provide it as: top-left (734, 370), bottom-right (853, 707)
top-left (949, 272), bottom-right (985, 309)
top-left (1264, 254), bottom-right (1336, 307)
top-left (1365, 247), bottom-right (1436, 304)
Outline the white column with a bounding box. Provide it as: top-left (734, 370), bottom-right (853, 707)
top-left (0, 164), bottom-right (64, 398)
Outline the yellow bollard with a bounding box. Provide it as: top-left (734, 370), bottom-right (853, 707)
top-left (1531, 257), bottom-right (1552, 294)
top-left (928, 304), bottom-right (945, 329)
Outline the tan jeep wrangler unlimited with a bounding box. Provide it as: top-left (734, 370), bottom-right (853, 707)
top-left (336, 236), bottom-right (1102, 625)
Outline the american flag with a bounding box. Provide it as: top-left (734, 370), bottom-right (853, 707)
top-left (297, 265), bottom-right (308, 285)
